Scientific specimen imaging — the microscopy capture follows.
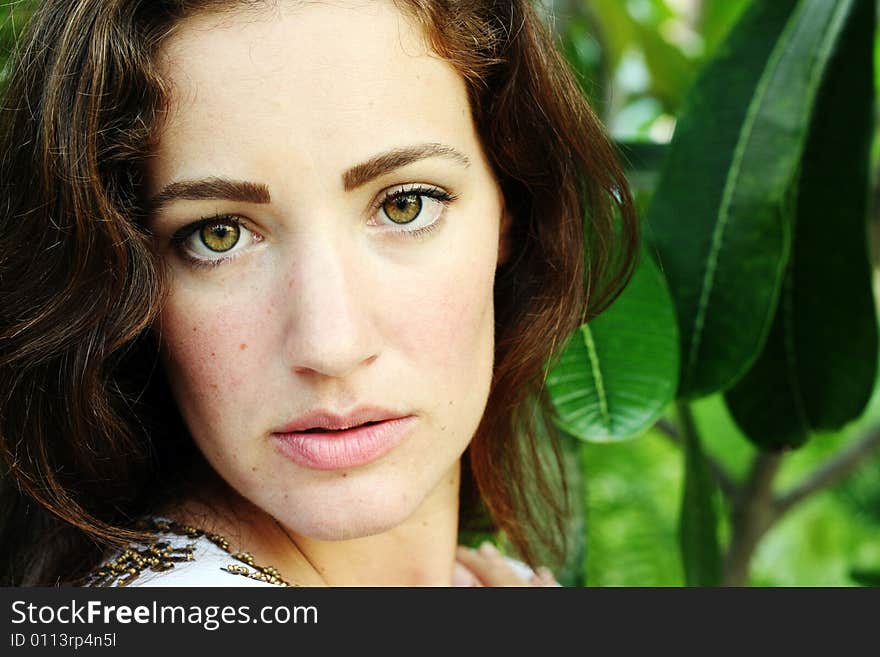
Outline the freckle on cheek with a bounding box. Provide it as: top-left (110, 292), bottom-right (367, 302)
top-left (240, 343), bottom-right (248, 351)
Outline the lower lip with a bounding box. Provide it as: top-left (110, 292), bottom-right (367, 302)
top-left (271, 416), bottom-right (417, 471)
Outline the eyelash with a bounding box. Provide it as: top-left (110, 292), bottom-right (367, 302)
top-left (169, 216), bottom-right (254, 270)
top-left (168, 184), bottom-right (459, 270)
top-left (371, 184), bottom-right (458, 237)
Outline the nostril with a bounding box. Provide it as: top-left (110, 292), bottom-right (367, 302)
top-left (292, 353), bottom-right (380, 378)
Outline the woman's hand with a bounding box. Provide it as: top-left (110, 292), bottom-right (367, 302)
top-left (453, 542), bottom-right (560, 587)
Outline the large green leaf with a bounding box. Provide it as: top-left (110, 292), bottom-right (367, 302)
top-left (647, 0), bottom-right (855, 400)
top-left (725, 0), bottom-right (878, 449)
top-left (677, 402), bottom-right (722, 587)
top-left (547, 248), bottom-right (678, 441)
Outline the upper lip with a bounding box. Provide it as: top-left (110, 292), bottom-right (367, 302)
top-left (271, 406), bottom-right (410, 434)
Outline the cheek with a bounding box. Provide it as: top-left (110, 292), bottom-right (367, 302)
top-left (157, 289), bottom-right (272, 431)
top-left (385, 235), bottom-right (498, 388)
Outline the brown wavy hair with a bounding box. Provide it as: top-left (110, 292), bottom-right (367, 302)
top-left (0, 0), bottom-right (638, 586)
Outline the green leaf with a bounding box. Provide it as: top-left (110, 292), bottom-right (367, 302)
top-left (850, 568), bottom-right (880, 587)
top-left (547, 248), bottom-right (679, 441)
top-left (629, 19), bottom-right (696, 113)
top-left (725, 0), bottom-right (878, 449)
top-left (584, 0), bottom-right (642, 79)
top-left (677, 402), bottom-right (722, 586)
top-left (648, 0), bottom-right (862, 400)
top-left (587, 0), bottom-right (695, 113)
top-left (697, 0), bottom-right (751, 57)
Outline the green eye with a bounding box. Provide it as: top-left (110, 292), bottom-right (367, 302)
top-left (200, 221), bottom-right (240, 252)
top-left (383, 194), bottom-right (422, 224)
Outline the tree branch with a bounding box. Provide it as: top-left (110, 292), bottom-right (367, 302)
top-left (654, 417), bottom-right (739, 500)
top-left (775, 425), bottom-right (880, 516)
top-left (722, 452), bottom-right (784, 586)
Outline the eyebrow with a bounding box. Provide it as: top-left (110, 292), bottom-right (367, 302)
top-left (149, 143), bottom-right (470, 211)
top-left (342, 142), bottom-right (470, 191)
top-left (148, 178), bottom-right (271, 213)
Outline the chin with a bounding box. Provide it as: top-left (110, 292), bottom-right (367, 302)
top-left (259, 474), bottom-right (431, 542)
top-left (280, 496), bottom-right (420, 541)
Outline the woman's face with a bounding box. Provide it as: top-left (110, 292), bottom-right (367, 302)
top-left (147, 0), bottom-right (507, 540)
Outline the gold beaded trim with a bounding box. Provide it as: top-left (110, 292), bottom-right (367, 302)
top-left (86, 541), bottom-right (196, 587)
top-left (86, 517), bottom-right (292, 587)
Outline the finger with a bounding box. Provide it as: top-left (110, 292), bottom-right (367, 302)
top-left (536, 566), bottom-right (561, 587)
top-left (455, 543), bottom-right (531, 587)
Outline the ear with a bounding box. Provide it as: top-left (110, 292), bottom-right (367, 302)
top-left (497, 207), bottom-right (513, 266)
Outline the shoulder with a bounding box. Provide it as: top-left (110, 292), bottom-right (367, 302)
top-left (84, 518), bottom-right (290, 588)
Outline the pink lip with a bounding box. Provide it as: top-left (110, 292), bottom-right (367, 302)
top-left (271, 407), bottom-right (408, 434)
top-left (270, 408), bottom-right (416, 471)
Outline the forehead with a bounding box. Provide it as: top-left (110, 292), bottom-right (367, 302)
top-left (150, 0), bottom-right (475, 190)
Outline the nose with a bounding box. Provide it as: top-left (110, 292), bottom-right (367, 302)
top-left (282, 234), bottom-right (380, 379)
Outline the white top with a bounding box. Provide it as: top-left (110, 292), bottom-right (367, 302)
top-left (85, 517), bottom-right (534, 587)
top-left (85, 518), bottom-right (286, 587)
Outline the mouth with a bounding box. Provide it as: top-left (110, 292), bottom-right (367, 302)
top-left (271, 406), bottom-right (408, 435)
top-left (271, 416), bottom-right (417, 471)
top-left (299, 420), bottom-right (384, 434)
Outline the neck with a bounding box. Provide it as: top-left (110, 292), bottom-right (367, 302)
top-left (169, 460), bottom-right (462, 587)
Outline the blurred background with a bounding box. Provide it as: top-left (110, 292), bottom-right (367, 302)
top-left (538, 0), bottom-right (880, 586)
top-left (544, 0), bottom-right (751, 142)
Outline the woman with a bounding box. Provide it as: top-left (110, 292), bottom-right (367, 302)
top-left (0, 0), bottom-right (637, 586)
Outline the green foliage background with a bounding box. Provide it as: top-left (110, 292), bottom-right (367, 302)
top-left (544, 0), bottom-right (880, 586)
